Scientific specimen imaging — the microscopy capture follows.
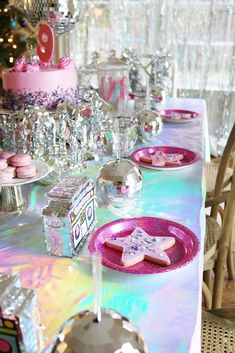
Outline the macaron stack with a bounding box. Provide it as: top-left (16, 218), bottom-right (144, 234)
top-left (0, 151), bottom-right (36, 183)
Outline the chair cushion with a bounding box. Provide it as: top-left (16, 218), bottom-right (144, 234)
top-left (202, 310), bottom-right (235, 353)
top-left (205, 162), bottom-right (233, 194)
top-left (204, 216), bottom-right (221, 254)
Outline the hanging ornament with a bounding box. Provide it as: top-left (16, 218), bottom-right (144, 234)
top-left (21, 19), bottom-right (27, 28)
top-left (136, 109), bottom-right (163, 142)
top-left (150, 85), bottom-right (167, 111)
top-left (23, 0), bottom-right (82, 35)
top-left (9, 18), bottom-right (17, 28)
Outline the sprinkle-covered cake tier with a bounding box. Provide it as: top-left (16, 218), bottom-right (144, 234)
top-left (2, 56), bottom-right (79, 110)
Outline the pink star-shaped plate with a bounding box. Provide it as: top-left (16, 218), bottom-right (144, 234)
top-left (89, 217), bottom-right (200, 274)
top-left (130, 146), bottom-right (200, 170)
top-left (105, 227), bottom-right (175, 267)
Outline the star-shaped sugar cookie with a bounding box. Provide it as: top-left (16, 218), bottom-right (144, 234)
top-left (105, 227), bottom-right (175, 267)
top-left (152, 151), bottom-right (184, 166)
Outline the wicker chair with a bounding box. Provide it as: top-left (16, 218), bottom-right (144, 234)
top-left (205, 124), bottom-right (235, 200)
top-left (201, 308), bottom-right (235, 353)
top-left (205, 124), bottom-right (235, 283)
top-left (204, 162), bottom-right (235, 309)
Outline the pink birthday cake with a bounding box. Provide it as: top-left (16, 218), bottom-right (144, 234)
top-left (2, 56), bottom-right (79, 110)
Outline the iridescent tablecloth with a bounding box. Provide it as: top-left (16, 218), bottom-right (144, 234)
top-left (0, 98), bottom-right (207, 353)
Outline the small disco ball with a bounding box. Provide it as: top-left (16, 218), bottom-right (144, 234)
top-left (23, 0), bottom-right (81, 34)
top-left (51, 309), bottom-right (147, 353)
top-left (96, 158), bottom-right (143, 208)
top-left (136, 109), bottom-right (163, 142)
top-left (150, 85), bottom-right (167, 111)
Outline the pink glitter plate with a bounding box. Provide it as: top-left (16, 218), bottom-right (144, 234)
top-left (160, 109), bottom-right (200, 123)
top-left (130, 146), bottom-right (199, 170)
top-left (89, 217), bottom-right (200, 274)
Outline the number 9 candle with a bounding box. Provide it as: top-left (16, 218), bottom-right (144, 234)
top-left (37, 23), bottom-right (55, 64)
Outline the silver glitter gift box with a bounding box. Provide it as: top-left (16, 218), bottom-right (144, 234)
top-left (43, 177), bottom-right (96, 258)
top-left (0, 272), bottom-right (43, 353)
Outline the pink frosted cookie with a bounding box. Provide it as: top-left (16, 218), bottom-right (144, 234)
top-left (105, 227), bottom-right (175, 267)
top-left (0, 158), bottom-right (8, 170)
top-left (9, 153), bottom-right (31, 167)
top-left (16, 165), bottom-right (36, 179)
top-left (0, 151), bottom-right (15, 160)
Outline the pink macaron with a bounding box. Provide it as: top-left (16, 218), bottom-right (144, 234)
top-left (16, 165), bottom-right (36, 179)
top-left (0, 158), bottom-right (8, 170)
top-left (1, 167), bottom-right (16, 183)
top-left (0, 151), bottom-right (15, 160)
top-left (2, 166), bottom-right (16, 178)
top-left (9, 153), bottom-right (31, 167)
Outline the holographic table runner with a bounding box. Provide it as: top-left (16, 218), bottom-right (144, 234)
top-left (0, 98), bottom-right (207, 353)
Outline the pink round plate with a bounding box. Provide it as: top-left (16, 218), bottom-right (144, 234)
top-left (130, 146), bottom-right (199, 170)
top-left (160, 109), bottom-right (200, 123)
top-left (89, 217), bottom-right (200, 274)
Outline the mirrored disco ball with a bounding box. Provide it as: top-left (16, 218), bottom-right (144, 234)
top-left (24, 0), bottom-right (81, 34)
top-left (51, 309), bottom-right (147, 353)
top-left (96, 158), bottom-right (143, 208)
top-left (136, 109), bottom-right (163, 142)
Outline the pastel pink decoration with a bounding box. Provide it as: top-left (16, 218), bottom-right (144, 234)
top-left (13, 57), bottom-right (26, 72)
top-left (57, 56), bottom-right (74, 69)
top-left (23, 63), bottom-right (39, 72)
top-left (119, 76), bottom-right (127, 101)
top-left (105, 227), bottom-right (175, 267)
top-left (2, 66), bottom-right (78, 93)
top-left (37, 23), bottom-right (54, 63)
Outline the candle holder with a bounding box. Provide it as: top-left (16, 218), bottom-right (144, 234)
top-left (104, 115), bottom-right (138, 158)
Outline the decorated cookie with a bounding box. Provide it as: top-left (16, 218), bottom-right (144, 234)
top-left (141, 151), bottom-right (184, 167)
top-left (9, 153), bottom-right (31, 167)
top-left (105, 227), bottom-right (175, 267)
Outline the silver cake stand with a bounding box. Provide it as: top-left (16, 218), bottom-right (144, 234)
top-left (0, 160), bottom-right (50, 213)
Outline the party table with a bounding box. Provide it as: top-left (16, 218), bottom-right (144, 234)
top-left (0, 97), bottom-right (207, 353)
